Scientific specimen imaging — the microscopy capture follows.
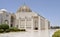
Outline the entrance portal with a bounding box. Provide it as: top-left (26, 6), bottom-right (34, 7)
top-left (34, 27), bottom-right (38, 30)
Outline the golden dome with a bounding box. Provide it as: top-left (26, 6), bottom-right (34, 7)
top-left (17, 5), bottom-right (32, 12)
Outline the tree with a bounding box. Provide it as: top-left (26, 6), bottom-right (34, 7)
top-left (52, 30), bottom-right (60, 37)
top-left (0, 24), bottom-right (9, 31)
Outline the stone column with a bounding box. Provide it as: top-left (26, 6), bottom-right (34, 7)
top-left (9, 15), bottom-right (11, 28)
top-left (45, 19), bottom-right (49, 37)
top-left (25, 18), bottom-right (26, 30)
top-left (31, 18), bottom-right (33, 30)
top-left (45, 19), bottom-right (48, 30)
top-left (19, 19), bottom-right (20, 29)
top-left (38, 16), bottom-right (41, 30)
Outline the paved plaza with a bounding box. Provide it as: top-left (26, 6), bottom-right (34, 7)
top-left (0, 30), bottom-right (56, 37)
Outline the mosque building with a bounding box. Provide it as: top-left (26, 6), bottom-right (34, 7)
top-left (0, 5), bottom-right (50, 31)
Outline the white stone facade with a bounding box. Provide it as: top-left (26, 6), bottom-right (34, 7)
top-left (0, 9), bottom-right (11, 26)
top-left (0, 5), bottom-right (50, 31)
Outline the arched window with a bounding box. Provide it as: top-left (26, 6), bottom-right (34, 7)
top-left (5, 20), bottom-right (8, 24)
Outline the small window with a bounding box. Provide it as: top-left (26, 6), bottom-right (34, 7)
top-left (11, 24), bottom-right (13, 27)
top-left (6, 15), bottom-right (9, 17)
top-left (26, 18), bottom-right (31, 21)
top-left (5, 20), bottom-right (8, 24)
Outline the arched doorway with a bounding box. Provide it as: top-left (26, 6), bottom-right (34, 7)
top-left (11, 16), bottom-right (14, 27)
top-left (33, 16), bottom-right (38, 30)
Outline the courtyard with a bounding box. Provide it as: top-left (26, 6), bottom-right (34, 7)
top-left (0, 29), bottom-right (57, 37)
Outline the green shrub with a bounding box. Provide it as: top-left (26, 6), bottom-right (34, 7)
top-left (52, 30), bottom-right (60, 37)
top-left (0, 24), bottom-right (9, 31)
top-left (9, 27), bottom-right (20, 32)
top-left (0, 24), bottom-right (26, 33)
top-left (20, 29), bottom-right (26, 31)
top-left (0, 29), bottom-right (4, 33)
top-left (5, 29), bottom-right (10, 33)
top-left (9, 27), bottom-right (26, 32)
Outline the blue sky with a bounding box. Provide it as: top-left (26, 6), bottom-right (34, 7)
top-left (0, 0), bottom-right (60, 26)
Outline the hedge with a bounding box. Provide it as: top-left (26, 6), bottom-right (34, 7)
top-left (52, 30), bottom-right (60, 37)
